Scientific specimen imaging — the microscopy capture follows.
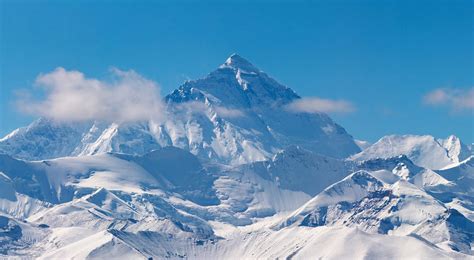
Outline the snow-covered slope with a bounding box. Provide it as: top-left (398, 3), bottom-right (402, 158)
top-left (162, 54), bottom-right (360, 163)
top-left (199, 225), bottom-right (460, 259)
top-left (431, 156), bottom-right (474, 220)
top-left (0, 148), bottom-right (472, 258)
top-left (354, 155), bottom-right (474, 221)
top-left (351, 134), bottom-right (471, 170)
top-left (0, 146), bottom-right (315, 257)
top-left (239, 145), bottom-right (355, 196)
top-left (0, 119), bottom-right (93, 161)
top-left (0, 149), bottom-right (217, 258)
top-left (276, 169), bottom-right (473, 255)
top-left (0, 54), bottom-right (360, 164)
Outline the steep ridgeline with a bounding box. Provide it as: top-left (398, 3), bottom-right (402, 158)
top-left (0, 54), bottom-right (360, 164)
top-left (162, 54), bottom-right (360, 163)
top-left (0, 146), bottom-right (348, 257)
top-left (275, 169), bottom-right (474, 255)
top-left (350, 134), bottom-right (472, 170)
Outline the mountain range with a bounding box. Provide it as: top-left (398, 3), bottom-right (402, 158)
top-left (0, 55), bottom-right (472, 259)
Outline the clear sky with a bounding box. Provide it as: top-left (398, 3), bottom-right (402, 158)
top-left (1, 0), bottom-right (473, 143)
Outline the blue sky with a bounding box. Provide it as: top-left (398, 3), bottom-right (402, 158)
top-left (1, 0), bottom-right (472, 143)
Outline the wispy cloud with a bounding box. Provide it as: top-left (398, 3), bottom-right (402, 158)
top-left (174, 101), bottom-right (208, 115)
top-left (423, 87), bottom-right (474, 112)
top-left (16, 67), bottom-right (165, 123)
top-left (174, 101), bottom-right (245, 118)
top-left (215, 106), bottom-right (245, 118)
top-left (285, 97), bottom-right (355, 114)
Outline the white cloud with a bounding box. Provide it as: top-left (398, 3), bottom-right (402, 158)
top-left (174, 101), bottom-right (208, 115)
top-left (215, 106), bottom-right (245, 118)
top-left (423, 87), bottom-right (474, 111)
top-left (16, 67), bottom-right (165, 123)
top-left (174, 101), bottom-right (245, 118)
top-left (285, 97), bottom-right (355, 114)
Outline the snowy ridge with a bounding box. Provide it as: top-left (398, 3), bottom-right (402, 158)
top-left (351, 134), bottom-right (472, 170)
top-left (276, 169), bottom-right (473, 255)
top-left (0, 147), bottom-right (472, 258)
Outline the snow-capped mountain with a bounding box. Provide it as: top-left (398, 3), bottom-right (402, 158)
top-left (0, 54), bottom-right (360, 164)
top-left (0, 146), bottom-right (335, 257)
top-left (275, 169), bottom-right (473, 254)
top-left (0, 147), bottom-right (472, 258)
top-left (238, 145), bottom-right (355, 196)
top-left (351, 134), bottom-right (472, 170)
top-left (0, 55), bottom-right (472, 258)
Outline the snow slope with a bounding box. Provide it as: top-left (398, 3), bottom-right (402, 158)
top-left (239, 145), bottom-right (355, 196)
top-left (351, 134), bottom-right (471, 170)
top-left (276, 169), bottom-right (473, 255)
top-left (0, 146), bottom-right (314, 257)
top-left (0, 147), bottom-right (472, 258)
top-left (197, 226), bottom-right (459, 259)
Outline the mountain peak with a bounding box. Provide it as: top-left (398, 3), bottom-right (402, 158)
top-left (221, 53), bottom-right (259, 72)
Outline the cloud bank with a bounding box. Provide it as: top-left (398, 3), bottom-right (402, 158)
top-left (285, 97), bottom-right (355, 114)
top-left (423, 87), bottom-right (474, 112)
top-left (17, 67), bottom-right (165, 123)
